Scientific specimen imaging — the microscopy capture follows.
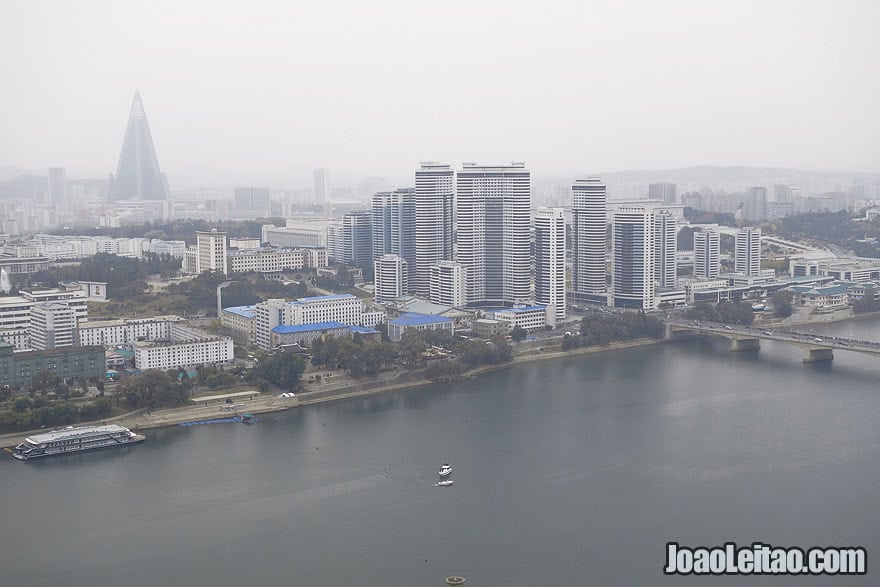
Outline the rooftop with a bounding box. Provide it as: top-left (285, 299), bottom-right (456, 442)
top-left (222, 305), bottom-right (257, 318)
top-left (272, 321), bottom-right (349, 334)
top-left (496, 305), bottom-right (547, 313)
top-left (390, 313), bottom-right (452, 326)
top-left (293, 294), bottom-right (357, 304)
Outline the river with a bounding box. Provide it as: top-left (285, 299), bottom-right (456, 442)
top-left (2, 318), bottom-right (879, 586)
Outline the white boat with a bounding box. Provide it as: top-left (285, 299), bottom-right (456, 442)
top-left (437, 479), bottom-right (454, 487)
top-left (12, 424), bottom-right (145, 461)
top-left (438, 463), bottom-right (452, 477)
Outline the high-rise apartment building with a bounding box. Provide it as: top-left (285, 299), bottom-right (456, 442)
top-left (414, 163), bottom-right (454, 297)
top-left (29, 302), bottom-right (77, 350)
top-left (429, 261), bottom-right (466, 308)
top-left (654, 210), bottom-right (677, 288)
top-left (314, 168), bottom-right (330, 216)
top-left (612, 207), bottom-right (655, 310)
top-left (648, 182), bottom-right (677, 204)
top-left (693, 227), bottom-right (721, 279)
top-left (744, 187), bottom-right (768, 221)
top-left (373, 254), bottom-right (407, 303)
top-left (326, 222), bottom-right (344, 263)
top-left (48, 167), bottom-right (65, 208)
top-left (107, 92), bottom-right (170, 202)
top-left (341, 211), bottom-right (372, 267)
top-left (571, 178), bottom-right (608, 302)
top-left (534, 207), bottom-right (566, 320)
top-left (233, 187), bottom-right (271, 215)
top-left (455, 162), bottom-right (531, 306)
top-left (196, 230), bottom-right (228, 276)
top-left (372, 188), bottom-right (416, 292)
top-left (735, 227), bottom-right (762, 277)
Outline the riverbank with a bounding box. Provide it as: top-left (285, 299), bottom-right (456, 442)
top-left (0, 337), bottom-right (666, 447)
top-left (4, 308), bottom-right (877, 447)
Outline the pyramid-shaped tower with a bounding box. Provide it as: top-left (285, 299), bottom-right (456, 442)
top-left (107, 91), bottom-right (169, 201)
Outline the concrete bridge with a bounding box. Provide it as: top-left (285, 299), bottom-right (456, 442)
top-left (666, 319), bottom-right (880, 363)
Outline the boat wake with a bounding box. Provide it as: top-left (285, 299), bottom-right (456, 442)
top-left (382, 465), bottom-right (434, 486)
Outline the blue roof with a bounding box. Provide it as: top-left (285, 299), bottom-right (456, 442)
top-left (293, 294), bottom-right (356, 303)
top-left (389, 313), bottom-right (452, 326)
top-left (272, 321), bottom-right (349, 334)
top-left (222, 305), bottom-right (256, 318)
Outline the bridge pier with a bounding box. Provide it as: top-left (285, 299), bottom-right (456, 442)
top-left (730, 337), bottom-right (761, 352)
top-left (803, 348), bottom-right (834, 363)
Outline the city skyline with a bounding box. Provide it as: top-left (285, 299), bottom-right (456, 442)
top-left (2, 1), bottom-right (879, 178)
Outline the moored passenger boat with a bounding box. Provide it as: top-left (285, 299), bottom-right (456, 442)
top-left (11, 424), bottom-right (145, 461)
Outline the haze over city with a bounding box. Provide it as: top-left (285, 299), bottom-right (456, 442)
top-left (2, 0), bottom-right (879, 180)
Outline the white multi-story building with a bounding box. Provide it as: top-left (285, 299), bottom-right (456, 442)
top-left (693, 227), bottom-right (721, 279)
top-left (429, 260), bottom-right (466, 308)
top-left (534, 207), bottom-right (566, 320)
top-left (455, 162), bottom-right (531, 306)
top-left (133, 324), bottom-right (233, 370)
top-left (414, 162), bottom-right (455, 297)
top-left (374, 254), bottom-right (407, 304)
top-left (77, 315), bottom-right (186, 347)
top-left (326, 222), bottom-right (344, 262)
top-left (219, 305), bottom-right (256, 340)
top-left (254, 299), bottom-right (287, 350)
top-left (735, 227), bottom-right (762, 277)
top-left (29, 302), bottom-right (77, 350)
top-left (492, 304), bottom-right (549, 331)
top-left (196, 229), bottom-right (228, 275)
top-left (612, 207), bottom-right (655, 310)
top-left (229, 237), bottom-right (261, 250)
top-left (0, 293), bottom-right (32, 350)
top-left (21, 288), bottom-right (88, 323)
top-left (262, 220), bottom-right (333, 248)
top-left (254, 294), bottom-right (364, 350)
top-left (571, 178), bottom-right (608, 302)
top-left (226, 247), bottom-right (327, 274)
top-left (287, 293), bottom-right (362, 325)
top-left (654, 210), bottom-right (677, 288)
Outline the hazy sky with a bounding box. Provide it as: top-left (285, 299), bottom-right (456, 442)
top-left (1, 0), bottom-right (879, 179)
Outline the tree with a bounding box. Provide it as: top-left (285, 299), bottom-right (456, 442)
top-left (510, 325), bottom-right (528, 342)
top-left (251, 353), bottom-right (306, 390)
top-left (853, 284), bottom-right (880, 314)
top-left (772, 290), bottom-right (794, 318)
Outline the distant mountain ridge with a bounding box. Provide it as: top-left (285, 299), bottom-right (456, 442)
top-left (0, 164), bottom-right (876, 198)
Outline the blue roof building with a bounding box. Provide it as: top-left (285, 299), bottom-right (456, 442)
top-left (387, 313), bottom-right (453, 342)
top-left (270, 321), bottom-right (352, 347)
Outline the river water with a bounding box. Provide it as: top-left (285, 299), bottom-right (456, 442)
top-left (2, 318), bottom-right (879, 586)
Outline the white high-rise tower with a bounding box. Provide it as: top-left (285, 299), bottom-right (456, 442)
top-left (612, 207), bottom-right (655, 310)
top-left (196, 229), bottom-right (228, 276)
top-left (693, 228), bottom-right (720, 279)
top-left (429, 260), bottom-right (466, 308)
top-left (455, 162), bottom-right (531, 306)
top-left (414, 163), bottom-right (454, 297)
top-left (654, 210), bottom-right (677, 288)
top-left (374, 254), bottom-right (408, 304)
top-left (571, 178), bottom-right (607, 302)
top-left (534, 207), bottom-right (566, 320)
top-left (735, 227), bottom-right (762, 277)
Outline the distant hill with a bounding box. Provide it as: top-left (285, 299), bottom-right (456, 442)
top-left (0, 173), bottom-right (47, 200)
top-left (0, 166), bottom-right (36, 182)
